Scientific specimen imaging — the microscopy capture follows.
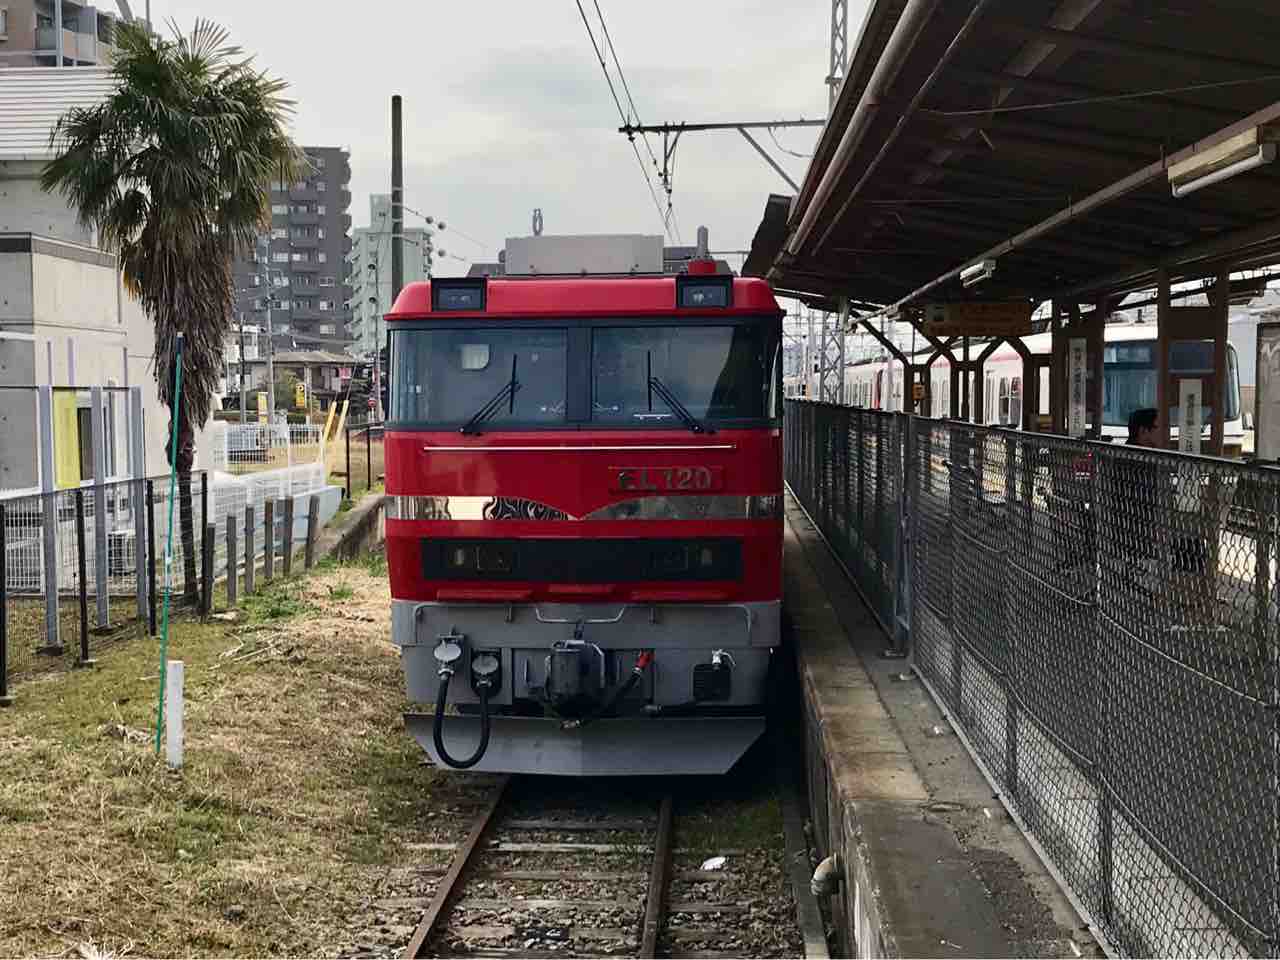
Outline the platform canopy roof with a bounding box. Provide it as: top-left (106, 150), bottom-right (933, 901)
top-left (744, 0), bottom-right (1280, 315)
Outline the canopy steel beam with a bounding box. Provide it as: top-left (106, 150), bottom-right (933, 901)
top-left (856, 98), bottom-right (1280, 318)
top-left (991, 20), bottom-right (1280, 76)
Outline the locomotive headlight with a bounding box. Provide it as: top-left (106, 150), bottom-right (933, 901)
top-left (447, 545), bottom-right (475, 570)
top-left (698, 546), bottom-right (715, 569)
top-left (477, 543), bottom-right (515, 574)
top-left (651, 545), bottom-right (690, 575)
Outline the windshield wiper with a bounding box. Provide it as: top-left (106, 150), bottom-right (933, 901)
top-left (648, 375), bottom-right (714, 435)
top-left (460, 354), bottom-right (520, 435)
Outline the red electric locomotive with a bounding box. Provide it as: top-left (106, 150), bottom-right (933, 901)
top-left (384, 261), bottom-right (783, 775)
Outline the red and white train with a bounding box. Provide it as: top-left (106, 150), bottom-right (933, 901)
top-left (790, 323), bottom-right (1245, 455)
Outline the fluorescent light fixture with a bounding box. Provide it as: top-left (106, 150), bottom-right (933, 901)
top-left (1173, 143), bottom-right (1276, 197)
top-left (960, 258), bottom-right (997, 288)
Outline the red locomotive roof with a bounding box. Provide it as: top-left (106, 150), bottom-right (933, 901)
top-left (387, 277), bottom-right (781, 320)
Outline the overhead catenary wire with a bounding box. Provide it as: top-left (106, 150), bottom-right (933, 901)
top-left (768, 126), bottom-right (813, 159)
top-left (591, 0), bottom-right (662, 175)
top-left (574, 0), bottom-right (674, 241)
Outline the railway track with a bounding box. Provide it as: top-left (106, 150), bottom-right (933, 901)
top-left (396, 776), bottom-right (786, 959)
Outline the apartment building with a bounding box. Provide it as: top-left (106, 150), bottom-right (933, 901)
top-left (0, 0), bottom-right (122, 67)
top-left (231, 146), bottom-right (354, 355)
top-left (347, 194), bottom-right (433, 358)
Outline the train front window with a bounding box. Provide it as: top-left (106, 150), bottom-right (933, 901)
top-left (390, 328), bottom-right (568, 426)
top-left (591, 324), bottom-right (778, 424)
top-left (1101, 340), bottom-right (1241, 426)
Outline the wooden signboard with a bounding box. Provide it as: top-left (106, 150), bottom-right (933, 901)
top-left (922, 301), bottom-right (1033, 337)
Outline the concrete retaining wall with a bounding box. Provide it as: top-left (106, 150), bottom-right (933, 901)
top-left (314, 491), bottom-right (386, 563)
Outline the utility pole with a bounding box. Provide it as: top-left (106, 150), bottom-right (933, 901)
top-left (386, 94), bottom-right (405, 423)
top-left (55, 0), bottom-right (64, 66)
top-left (258, 236), bottom-right (276, 418)
top-left (238, 320), bottom-right (248, 420)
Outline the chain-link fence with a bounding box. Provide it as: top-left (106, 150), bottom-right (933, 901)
top-left (785, 399), bottom-right (1280, 958)
top-left (785, 401), bottom-right (906, 648)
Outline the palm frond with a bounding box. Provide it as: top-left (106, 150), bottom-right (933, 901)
top-left (41, 16), bottom-right (303, 460)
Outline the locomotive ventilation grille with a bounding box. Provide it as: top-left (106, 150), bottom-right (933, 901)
top-left (421, 537), bottom-right (743, 582)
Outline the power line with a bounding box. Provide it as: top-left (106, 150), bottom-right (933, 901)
top-left (574, 0), bottom-right (629, 127)
top-left (591, 0), bottom-right (661, 175)
top-left (630, 138), bottom-right (671, 241)
top-left (768, 125), bottom-right (813, 159)
top-left (591, 0), bottom-right (682, 242)
top-left (574, 0), bottom-right (673, 241)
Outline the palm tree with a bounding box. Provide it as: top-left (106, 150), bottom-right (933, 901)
top-left (42, 19), bottom-right (304, 600)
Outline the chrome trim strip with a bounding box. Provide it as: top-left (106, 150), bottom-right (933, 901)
top-left (390, 494), bottom-right (783, 521)
top-left (389, 495), bottom-right (570, 521)
top-left (423, 445), bottom-right (739, 452)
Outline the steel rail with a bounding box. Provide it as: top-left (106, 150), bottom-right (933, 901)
top-left (639, 792), bottom-right (674, 959)
top-left (403, 775), bottom-right (511, 959)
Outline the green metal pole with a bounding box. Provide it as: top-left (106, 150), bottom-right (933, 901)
top-left (154, 333), bottom-right (185, 754)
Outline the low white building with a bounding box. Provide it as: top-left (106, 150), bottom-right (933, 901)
top-left (0, 66), bottom-right (221, 490)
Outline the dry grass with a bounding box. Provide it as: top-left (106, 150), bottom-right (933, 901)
top-left (0, 560), bottom-right (468, 958)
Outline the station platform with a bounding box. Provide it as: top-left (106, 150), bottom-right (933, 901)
top-left (784, 493), bottom-right (1100, 959)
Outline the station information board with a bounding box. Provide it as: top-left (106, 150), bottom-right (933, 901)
top-left (922, 301), bottom-right (1034, 337)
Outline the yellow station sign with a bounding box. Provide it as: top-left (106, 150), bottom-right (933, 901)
top-left (922, 301), bottom-right (1033, 337)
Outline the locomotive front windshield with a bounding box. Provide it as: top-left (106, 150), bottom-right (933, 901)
top-left (390, 328), bottom-right (570, 425)
top-left (390, 320), bottom-right (780, 427)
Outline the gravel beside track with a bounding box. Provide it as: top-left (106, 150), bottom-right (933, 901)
top-left (335, 763), bottom-right (807, 959)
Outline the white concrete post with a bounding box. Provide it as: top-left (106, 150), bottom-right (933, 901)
top-left (90, 386), bottom-right (109, 626)
top-left (37, 386), bottom-right (60, 652)
top-left (129, 387), bottom-right (147, 620)
top-left (166, 660), bottom-right (184, 768)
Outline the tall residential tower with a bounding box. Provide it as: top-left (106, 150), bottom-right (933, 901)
top-left (230, 146), bottom-right (354, 355)
top-left (347, 194), bottom-right (433, 359)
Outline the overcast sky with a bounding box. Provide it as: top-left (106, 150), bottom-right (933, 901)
top-left (150, 0), bottom-right (859, 272)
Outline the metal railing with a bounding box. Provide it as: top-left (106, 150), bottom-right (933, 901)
top-left (785, 399), bottom-right (1279, 959)
top-left (1, 468), bottom-right (333, 704)
top-left (340, 419), bottom-right (385, 500)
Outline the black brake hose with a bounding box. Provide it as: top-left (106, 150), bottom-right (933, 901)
top-left (562, 651), bottom-right (654, 730)
top-left (433, 673), bottom-right (492, 769)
